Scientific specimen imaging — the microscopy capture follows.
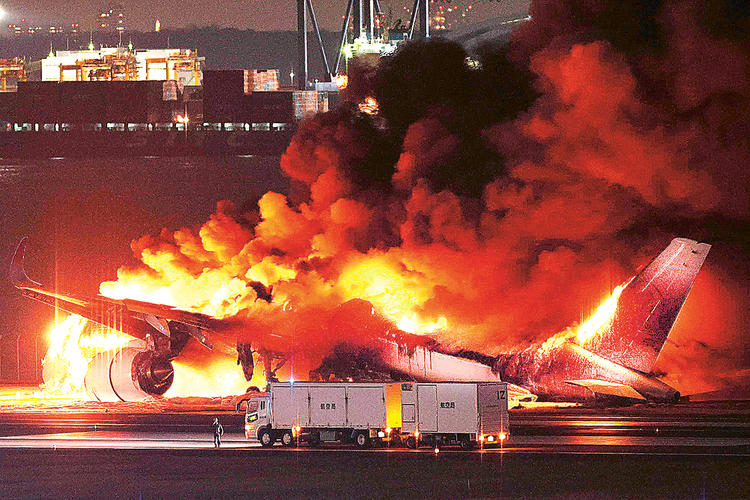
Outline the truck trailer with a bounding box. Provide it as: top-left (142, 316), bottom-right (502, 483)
top-left (240, 381), bottom-right (509, 449)
top-left (400, 382), bottom-right (509, 450)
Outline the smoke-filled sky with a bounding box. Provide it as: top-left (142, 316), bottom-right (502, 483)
top-left (92, 0), bottom-right (750, 397)
top-left (0, 0), bottom-right (529, 32)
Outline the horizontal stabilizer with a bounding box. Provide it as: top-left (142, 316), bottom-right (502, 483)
top-left (565, 379), bottom-right (646, 400)
top-left (508, 383), bottom-right (538, 403)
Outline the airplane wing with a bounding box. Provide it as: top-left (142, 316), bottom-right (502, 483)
top-left (564, 379), bottom-right (647, 400)
top-left (9, 237), bottom-right (215, 350)
top-left (8, 238), bottom-right (294, 401)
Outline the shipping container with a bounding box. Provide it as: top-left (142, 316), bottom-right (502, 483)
top-left (202, 70), bottom-right (245, 123)
top-left (293, 90), bottom-right (328, 120)
top-left (244, 69), bottom-right (280, 92)
top-left (245, 91), bottom-right (295, 123)
top-left (17, 81), bottom-right (61, 123)
top-left (104, 81), bottom-right (150, 123)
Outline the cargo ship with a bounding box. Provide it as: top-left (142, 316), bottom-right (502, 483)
top-left (0, 50), bottom-right (333, 157)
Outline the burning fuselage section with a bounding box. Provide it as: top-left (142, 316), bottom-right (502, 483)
top-left (494, 342), bottom-right (679, 402)
top-left (491, 238), bottom-right (711, 402)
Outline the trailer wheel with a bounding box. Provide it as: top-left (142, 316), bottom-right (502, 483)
top-left (308, 433), bottom-right (321, 448)
top-left (259, 428), bottom-right (274, 448)
top-left (405, 435), bottom-right (418, 449)
top-left (281, 430), bottom-right (295, 447)
top-left (459, 437), bottom-right (475, 451)
top-left (354, 431), bottom-right (371, 449)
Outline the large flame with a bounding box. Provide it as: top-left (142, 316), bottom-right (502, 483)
top-left (575, 284), bottom-right (625, 344)
top-left (38, 4), bottom-right (750, 400)
top-left (167, 359), bottom-right (263, 397)
top-left (40, 315), bottom-right (132, 396)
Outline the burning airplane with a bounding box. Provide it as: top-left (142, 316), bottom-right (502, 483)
top-left (9, 236), bottom-right (709, 403)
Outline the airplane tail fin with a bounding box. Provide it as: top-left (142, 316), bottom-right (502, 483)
top-left (583, 238), bottom-right (710, 374)
top-left (8, 237), bottom-right (43, 289)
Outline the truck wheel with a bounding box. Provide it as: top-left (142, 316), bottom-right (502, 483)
top-left (259, 429), bottom-right (274, 448)
top-left (354, 431), bottom-right (371, 449)
top-left (281, 430), bottom-right (295, 447)
top-left (405, 435), bottom-right (417, 449)
top-left (459, 437), bottom-right (475, 451)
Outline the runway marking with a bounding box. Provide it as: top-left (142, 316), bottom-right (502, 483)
top-left (0, 430), bottom-right (748, 456)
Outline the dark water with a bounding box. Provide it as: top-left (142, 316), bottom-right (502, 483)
top-left (0, 155), bottom-right (287, 381)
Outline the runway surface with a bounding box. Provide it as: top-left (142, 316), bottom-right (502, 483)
top-left (1, 398), bottom-right (750, 498)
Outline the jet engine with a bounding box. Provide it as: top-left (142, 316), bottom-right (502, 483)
top-left (84, 344), bottom-right (174, 402)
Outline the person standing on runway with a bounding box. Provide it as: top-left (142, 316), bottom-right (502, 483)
top-left (212, 418), bottom-right (224, 448)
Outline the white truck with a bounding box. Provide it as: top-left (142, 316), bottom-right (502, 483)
top-left (240, 381), bottom-right (509, 449)
top-left (242, 382), bottom-right (391, 448)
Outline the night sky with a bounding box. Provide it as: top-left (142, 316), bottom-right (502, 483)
top-left (0, 0), bottom-right (530, 32)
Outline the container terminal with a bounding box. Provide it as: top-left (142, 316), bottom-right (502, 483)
top-left (0, 49), bottom-right (334, 157)
top-left (0, 0), bottom-right (455, 157)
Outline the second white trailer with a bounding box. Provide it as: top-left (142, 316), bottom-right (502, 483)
top-left (399, 382), bottom-right (509, 449)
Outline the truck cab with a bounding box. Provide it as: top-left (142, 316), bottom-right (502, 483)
top-left (243, 395), bottom-right (271, 441)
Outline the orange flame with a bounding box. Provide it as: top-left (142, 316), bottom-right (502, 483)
top-left (358, 96), bottom-right (379, 115)
top-left (575, 284), bottom-right (625, 344)
top-left (40, 315), bottom-right (132, 396)
top-left (335, 74), bottom-right (349, 89)
top-left (167, 359), bottom-right (265, 397)
top-left (537, 283), bottom-right (627, 355)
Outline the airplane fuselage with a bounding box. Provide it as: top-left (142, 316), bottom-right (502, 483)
top-left (494, 342), bottom-right (679, 402)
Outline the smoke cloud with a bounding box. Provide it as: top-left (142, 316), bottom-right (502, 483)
top-left (101, 0), bottom-right (750, 395)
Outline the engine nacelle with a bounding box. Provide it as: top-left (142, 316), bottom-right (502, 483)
top-left (84, 346), bottom-right (174, 402)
